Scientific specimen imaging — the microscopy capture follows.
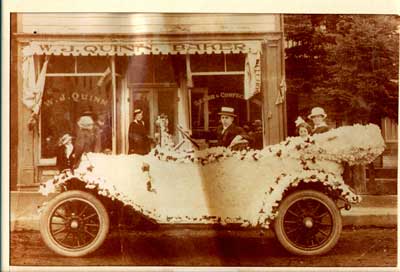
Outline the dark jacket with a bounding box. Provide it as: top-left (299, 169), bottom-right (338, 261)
top-left (129, 120), bottom-right (150, 155)
top-left (74, 128), bottom-right (99, 161)
top-left (56, 145), bottom-right (77, 172)
top-left (312, 125), bottom-right (330, 135)
top-left (216, 124), bottom-right (249, 148)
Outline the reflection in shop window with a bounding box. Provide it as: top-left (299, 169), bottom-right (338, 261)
top-left (40, 76), bottom-right (112, 159)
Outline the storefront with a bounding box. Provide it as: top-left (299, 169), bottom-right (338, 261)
top-left (11, 13), bottom-right (286, 191)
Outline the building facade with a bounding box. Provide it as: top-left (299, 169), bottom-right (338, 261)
top-left (11, 13), bottom-right (287, 191)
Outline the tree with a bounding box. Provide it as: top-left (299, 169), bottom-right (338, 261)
top-left (284, 15), bottom-right (399, 130)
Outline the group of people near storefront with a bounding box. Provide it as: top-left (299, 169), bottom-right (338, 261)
top-left (56, 105), bottom-right (331, 172)
top-left (55, 111), bottom-right (111, 172)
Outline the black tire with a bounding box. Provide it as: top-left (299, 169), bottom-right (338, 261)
top-left (274, 190), bottom-right (342, 256)
top-left (40, 190), bottom-right (110, 257)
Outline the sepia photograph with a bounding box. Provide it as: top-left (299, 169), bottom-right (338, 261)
top-left (3, 1), bottom-right (399, 271)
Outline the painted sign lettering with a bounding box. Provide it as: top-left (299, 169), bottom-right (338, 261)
top-left (28, 42), bottom-right (250, 56)
top-left (43, 92), bottom-right (108, 107)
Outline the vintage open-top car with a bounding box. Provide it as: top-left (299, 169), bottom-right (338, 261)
top-left (38, 124), bottom-right (385, 257)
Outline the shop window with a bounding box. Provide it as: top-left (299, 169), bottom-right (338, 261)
top-left (190, 54), bottom-right (225, 72)
top-left (46, 56), bottom-right (75, 73)
top-left (190, 73), bottom-right (263, 149)
top-left (127, 55), bottom-right (154, 83)
top-left (40, 76), bottom-right (112, 159)
top-left (226, 53), bottom-right (246, 71)
top-left (127, 55), bottom-right (178, 84)
top-left (190, 53), bottom-right (245, 73)
top-left (77, 56), bottom-right (110, 73)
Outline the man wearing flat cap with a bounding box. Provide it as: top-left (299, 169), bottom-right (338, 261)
top-left (216, 106), bottom-right (250, 149)
top-left (129, 109), bottom-right (150, 155)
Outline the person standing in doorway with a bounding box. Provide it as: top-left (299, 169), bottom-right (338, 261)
top-left (129, 109), bottom-right (150, 155)
top-left (308, 107), bottom-right (330, 135)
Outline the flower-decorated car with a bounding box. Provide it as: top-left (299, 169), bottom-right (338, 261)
top-left (38, 124), bottom-right (385, 257)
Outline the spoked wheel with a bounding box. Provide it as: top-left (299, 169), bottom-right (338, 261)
top-left (40, 190), bottom-right (109, 257)
top-left (274, 190), bottom-right (342, 255)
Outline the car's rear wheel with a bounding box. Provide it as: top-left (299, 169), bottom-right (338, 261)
top-left (274, 190), bottom-right (342, 255)
top-left (40, 190), bottom-right (109, 257)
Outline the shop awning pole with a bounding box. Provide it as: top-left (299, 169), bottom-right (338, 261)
top-left (110, 56), bottom-right (117, 154)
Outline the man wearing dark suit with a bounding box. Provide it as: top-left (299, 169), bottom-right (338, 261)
top-left (129, 109), bottom-right (150, 155)
top-left (216, 106), bottom-right (250, 149)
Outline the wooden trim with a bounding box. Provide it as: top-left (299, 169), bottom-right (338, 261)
top-left (191, 71), bottom-right (244, 76)
top-left (111, 56), bottom-right (117, 154)
top-left (37, 158), bottom-right (56, 166)
top-left (261, 42), bottom-right (270, 146)
top-left (45, 73), bottom-right (121, 77)
top-left (15, 32), bottom-right (282, 42)
top-left (128, 82), bottom-right (178, 88)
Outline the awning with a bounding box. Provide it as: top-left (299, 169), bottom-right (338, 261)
top-left (22, 40), bottom-right (261, 56)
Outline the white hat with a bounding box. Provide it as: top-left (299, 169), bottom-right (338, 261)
top-left (218, 106), bottom-right (237, 117)
top-left (58, 134), bottom-right (73, 146)
top-left (308, 107), bottom-right (327, 119)
top-left (294, 116), bottom-right (306, 127)
top-left (77, 116), bottom-right (94, 129)
top-left (133, 109), bottom-right (143, 117)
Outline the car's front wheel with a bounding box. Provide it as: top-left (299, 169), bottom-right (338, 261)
top-left (40, 190), bottom-right (109, 257)
top-left (274, 190), bottom-right (342, 255)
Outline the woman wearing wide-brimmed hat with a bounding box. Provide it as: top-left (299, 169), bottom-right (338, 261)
top-left (56, 133), bottom-right (76, 172)
top-left (216, 106), bottom-right (250, 149)
top-left (308, 107), bottom-right (330, 135)
top-left (128, 109), bottom-right (150, 155)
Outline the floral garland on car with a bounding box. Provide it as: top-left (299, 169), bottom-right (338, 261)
top-left (39, 124), bottom-right (384, 228)
top-left (150, 124), bottom-right (385, 166)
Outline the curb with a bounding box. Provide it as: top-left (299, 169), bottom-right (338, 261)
top-left (10, 192), bottom-right (397, 231)
top-left (342, 207), bottom-right (397, 228)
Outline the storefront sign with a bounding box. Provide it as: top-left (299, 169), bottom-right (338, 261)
top-left (193, 92), bottom-right (244, 106)
top-left (43, 92), bottom-right (108, 107)
top-left (23, 41), bottom-right (261, 56)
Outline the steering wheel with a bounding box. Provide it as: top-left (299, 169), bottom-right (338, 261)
top-left (175, 125), bottom-right (200, 151)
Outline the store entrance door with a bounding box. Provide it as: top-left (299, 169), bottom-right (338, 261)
top-left (129, 87), bottom-right (178, 150)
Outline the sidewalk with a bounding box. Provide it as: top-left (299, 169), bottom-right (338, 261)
top-left (10, 192), bottom-right (397, 231)
top-left (341, 195), bottom-right (397, 228)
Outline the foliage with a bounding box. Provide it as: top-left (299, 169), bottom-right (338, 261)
top-left (284, 15), bottom-right (399, 125)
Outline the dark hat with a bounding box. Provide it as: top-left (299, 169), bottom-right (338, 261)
top-left (218, 106), bottom-right (237, 117)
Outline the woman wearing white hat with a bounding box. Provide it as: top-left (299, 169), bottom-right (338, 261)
top-left (308, 107), bottom-right (330, 135)
top-left (56, 133), bottom-right (76, 172)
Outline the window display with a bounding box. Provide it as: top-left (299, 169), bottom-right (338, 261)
top-left (40, 76), bottom-right (112, 159)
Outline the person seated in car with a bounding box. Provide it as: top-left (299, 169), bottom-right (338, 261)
top-left (216, 106), bottom-right (250, 149)
top-left (308, 107), bottom-right (330, 135)
top-left (295, 116), bottom-right (312, 139)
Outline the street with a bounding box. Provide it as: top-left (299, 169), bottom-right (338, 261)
top-left (10, 226), bottom-right (397, 267)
